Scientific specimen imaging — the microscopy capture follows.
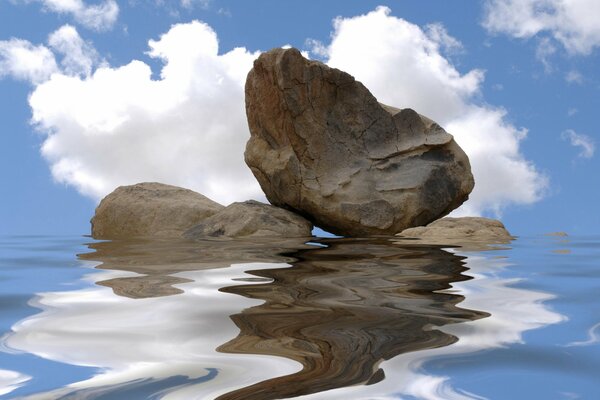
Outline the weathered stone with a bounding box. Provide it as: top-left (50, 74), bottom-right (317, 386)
top-left (397, 217), bottom-right (513, 248)
top-left (184, 200), bottom-right (313, 238)
top-left (91, 182), bottom-right (224, 239)
top-left (244, 48), bottom-right (474, 236)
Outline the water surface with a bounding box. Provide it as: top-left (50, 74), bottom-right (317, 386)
top-left (0, 234), bottom-right (598, 399)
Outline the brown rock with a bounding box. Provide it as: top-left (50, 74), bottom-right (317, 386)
top-left (244, 48), bottom-right (474, 236)
top-left (91, 182), bottom-right (224, 239)
top-left (184, 200), bottom-right (313, 238)
top-left (397, 217), bottom-right (513, 248)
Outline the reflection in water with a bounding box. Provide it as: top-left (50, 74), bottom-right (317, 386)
top-left (0, 237), bottom-right (563, 399)
top-left (217, 238), bottom-right (488, 400)
top-left (79, 237), bottom-right (313, 299)
top-left (303, 251), bottom-right (565, 400)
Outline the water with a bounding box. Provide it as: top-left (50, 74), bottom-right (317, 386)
top-left (0, 234), bottom-right (598, 399)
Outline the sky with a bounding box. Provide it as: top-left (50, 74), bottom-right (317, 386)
top-left (0, 0), bottom-right (599, 236)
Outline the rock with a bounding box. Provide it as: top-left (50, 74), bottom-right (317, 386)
top-left (91, 182), bottom-right (224, 239)
top-left (244, 48), bottom-right (474, 236)
top-left (396, 217), bottom-right (513, 247)
top-left (184, 200), bottom-right (313, 238)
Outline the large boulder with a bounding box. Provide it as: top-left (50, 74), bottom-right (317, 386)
top-left (244, 48), bottom-right (474, 236)
top-left (184, 200), bottom-right (313, 238)
top-left (91, 182), bottom-right (224, 239)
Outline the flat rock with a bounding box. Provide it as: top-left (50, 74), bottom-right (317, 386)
top-left (184, 200), bottom-right (313, 238)
top-left (91, 182), bottom-right (224, 239)
top-left (244, 48), bottom-right (474, 236)
top-left (396, 217), bottom-right (513, 248)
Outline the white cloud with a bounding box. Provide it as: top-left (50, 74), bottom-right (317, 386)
top-left (535, 36), bottom-right (557, 72)
top-left (565, 69), bottom-right (583, 84)
top-left (217, 7), bottom-right (232, 17)
top-left (562, 129), bottom-right (595, 158)
top-left (19, 8), bottom-right (545, 218)
top-left (0, 25), bottom-right (98, 84)
top-left (318, 6), bottom-right (546, 216)
top-left (20, 0), bottom-right (119, 31)
top-left (180, 0), bottom-right (210, 9)
top-left (483, 0), bottom-right (600, 55)
top-left (425, 22), bottom-right (464, 55)
top-left (567, 107), bottom-right (578, 116)
top-left (48, 24), bottom-right (100, 77)
top-left (29, 20), bottom-right (262, 204)
top-left (304, 38), bottom-right (328, 59)
top-left (0, 38), bottom-right (58, 84)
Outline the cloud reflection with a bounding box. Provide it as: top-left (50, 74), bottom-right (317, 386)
top-left (0, 237), bottom-right (564, 399)
top-left (0, 369), bottom-right (30, 396)
top-left (566, 322), bottom-right (600, 347)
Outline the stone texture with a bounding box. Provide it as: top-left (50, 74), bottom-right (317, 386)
top-left (244, 48), bottom-right (474, 236)
top-left (184, 200), bottom-right (313, 238)
top-left (91, 182), bottom-right (224, 239)
top-left (397, 217), bottom-right (513, 247)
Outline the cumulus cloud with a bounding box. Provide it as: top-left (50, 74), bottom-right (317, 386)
top-left (29, 21), bottom-right (262, 204)
top-left (425, 23), bottom-right (464, 55)
top-left (317, 6), bottom-right (546, 215)
top-left (562, 129), bottom-right (595, 158)
top-left (15, 7), bottom-right (545, 216)
top-left (0, 38), bottom-right (58, 84)
top-left (48, 24), bottom-right (100, 76)
top-left (0, 24), bottom-right (97, 84)
top-left (483, 0), bottom-right (600, 55)
top-left (18, 0), bottom-right (119, 31)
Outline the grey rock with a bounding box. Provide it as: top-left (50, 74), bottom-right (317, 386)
top-left (91, 182), bottom-right (224, 239)
top-left (244, 48), bottom-right (474, 236)
top-left (396, 217), bottom-right (513, 248)
top-left (184, 200), bottom-right (313, 238)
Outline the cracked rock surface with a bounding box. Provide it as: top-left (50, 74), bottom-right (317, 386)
top-left (184, 200), bottom-right (313, 238)
top-left (244, 48), bottom-right (474, 236)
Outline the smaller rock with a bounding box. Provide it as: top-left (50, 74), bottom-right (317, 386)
top-left (91, 182), bottom-right (224, 239)
top-left (396, 217), bottom-right (512, 248)
top-left (545, 231), bottom-right (568, 237)
top-left (184, 200), bottom-right (313, 239)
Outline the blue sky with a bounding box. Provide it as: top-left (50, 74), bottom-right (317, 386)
top-left (0, 0), bottom-right (598, 236)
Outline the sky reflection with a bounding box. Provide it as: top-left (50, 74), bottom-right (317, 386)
top-left (0, 237), bottom-right (566, 399)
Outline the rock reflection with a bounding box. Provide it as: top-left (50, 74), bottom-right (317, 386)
top-left (79, 237), bottom-right (312, 299)
top-left (217, 238), bottom-right (488, 400)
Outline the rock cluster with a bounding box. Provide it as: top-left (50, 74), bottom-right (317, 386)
top-left (91, 183), bottom-right (312, 240)
top-left (244, 48), bottom-right (474, 236)
top-left (90, 48), bottom-right (490, 241)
